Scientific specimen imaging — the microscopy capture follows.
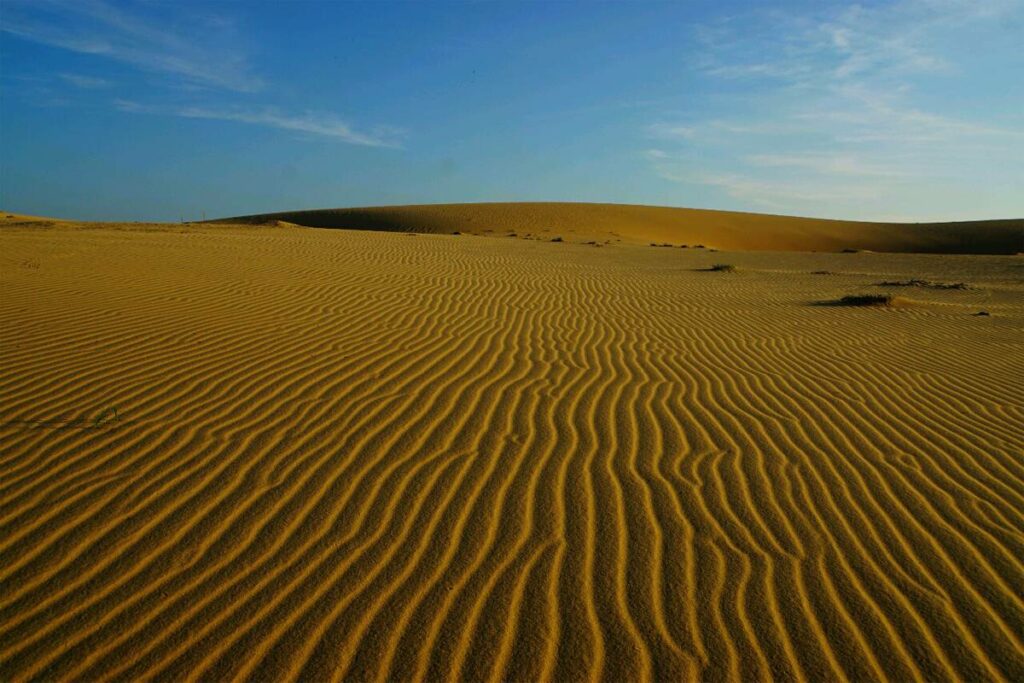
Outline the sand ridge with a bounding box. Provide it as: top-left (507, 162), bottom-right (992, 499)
top-left (214, 202), bottom-right (1024, 254)
top-left (1, 222), bottom-right (1023, 681)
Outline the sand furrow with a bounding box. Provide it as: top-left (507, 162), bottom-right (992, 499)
top-left (2, 226), bottom-right (1022, 682)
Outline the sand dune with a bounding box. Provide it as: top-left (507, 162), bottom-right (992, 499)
top-left (216, 202), bottom-right (1024, 254)
top-left (2, 220), bottom-right (1023, 681)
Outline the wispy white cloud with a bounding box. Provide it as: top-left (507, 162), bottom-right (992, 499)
top-left (746, 154), bottom-right (909, 178)
top-left (4, 1), bottom-right (406, 148)
top-left (2, 0), bottom-right (262, 92)
top-left (647, 123), bottom-right (697, 140)
top-left (58, 73), bottom-right (112, 89)
top-left (655, 167), bottom-right (878, 209)
top-left (698, 174), bottom-right (878, 206)
top-left (648, 0), bottom-right (1024, 219)
top-left (704, 62), bottom-right (813, 80)
top-left (803, 82), bottom-right (1024, 143)
top-left (695, 0), bottom-right (1004, 86)
top-left (648, 119), bottom-right (803, 145)
top-left (115, 100), bottom-right (404, 148)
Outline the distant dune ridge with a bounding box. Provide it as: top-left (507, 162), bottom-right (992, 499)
top-left (215, 202), bottom-right (1024, 254)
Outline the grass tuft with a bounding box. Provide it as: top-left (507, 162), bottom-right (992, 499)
top-left (837, 294), bottom-right (893, 306)
top-left (876, 279), bottom-right (969, 290)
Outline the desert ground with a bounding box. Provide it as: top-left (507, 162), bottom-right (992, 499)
top-left (1, 205), bottom-right (1023, 681)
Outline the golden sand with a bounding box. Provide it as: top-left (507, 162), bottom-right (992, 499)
top-left (1, 213), bottom-right (1023, 681)
top-left (218, 202), bottom-right (1024, 254)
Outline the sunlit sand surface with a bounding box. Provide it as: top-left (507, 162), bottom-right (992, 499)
top-left (2, 212), bottom-right (1023, 681)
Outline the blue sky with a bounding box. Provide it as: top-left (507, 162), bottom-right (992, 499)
top-left (1, 0), bottom-right (1021, 222)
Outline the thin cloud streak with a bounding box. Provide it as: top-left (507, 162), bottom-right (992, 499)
top-left (647, 0), bottom-right (1024, 219)
top-left (746, 154), bottom-right (910, 178)
top-left (2, 0), bottom-right (263, 92)
top-left (4, 1), bottom-right (405, 149)
top-left (656, 168), bottom-right (879, 209)
top-left (58, 73), bottom-right (112, 89)
top-left (115, 100), bottom-right (404, 148)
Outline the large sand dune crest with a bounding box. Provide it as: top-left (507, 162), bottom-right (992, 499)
top-left (1, 222), bottom-right (1023, 681)
top-left (216, 202), bottom-right (1024, 254)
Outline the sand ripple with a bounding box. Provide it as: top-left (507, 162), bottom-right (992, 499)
top-left (2, 226), bottom-right (1023, 681)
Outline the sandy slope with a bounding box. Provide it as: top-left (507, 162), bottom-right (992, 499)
top-left (1, 222), bottom-right (1023, 682)
top-left (217, 202), bottom-right (1024, 254)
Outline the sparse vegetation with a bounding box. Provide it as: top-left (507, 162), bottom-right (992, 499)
top-left (811, 270), bottom-right (835, 275)
top-left (206, 204), bottom-right (1024, 254)
top-left (876, 279), bottom-right (969, 290)
top-left (837, 294), bottom-right (894, 306)
top-left (708, 263), bottom-right (736, 272)
top-left (551, 236), bottom-right (563, 243)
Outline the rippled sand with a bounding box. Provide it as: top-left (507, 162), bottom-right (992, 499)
top-left (2, 220), bottom-right (1022, 681)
